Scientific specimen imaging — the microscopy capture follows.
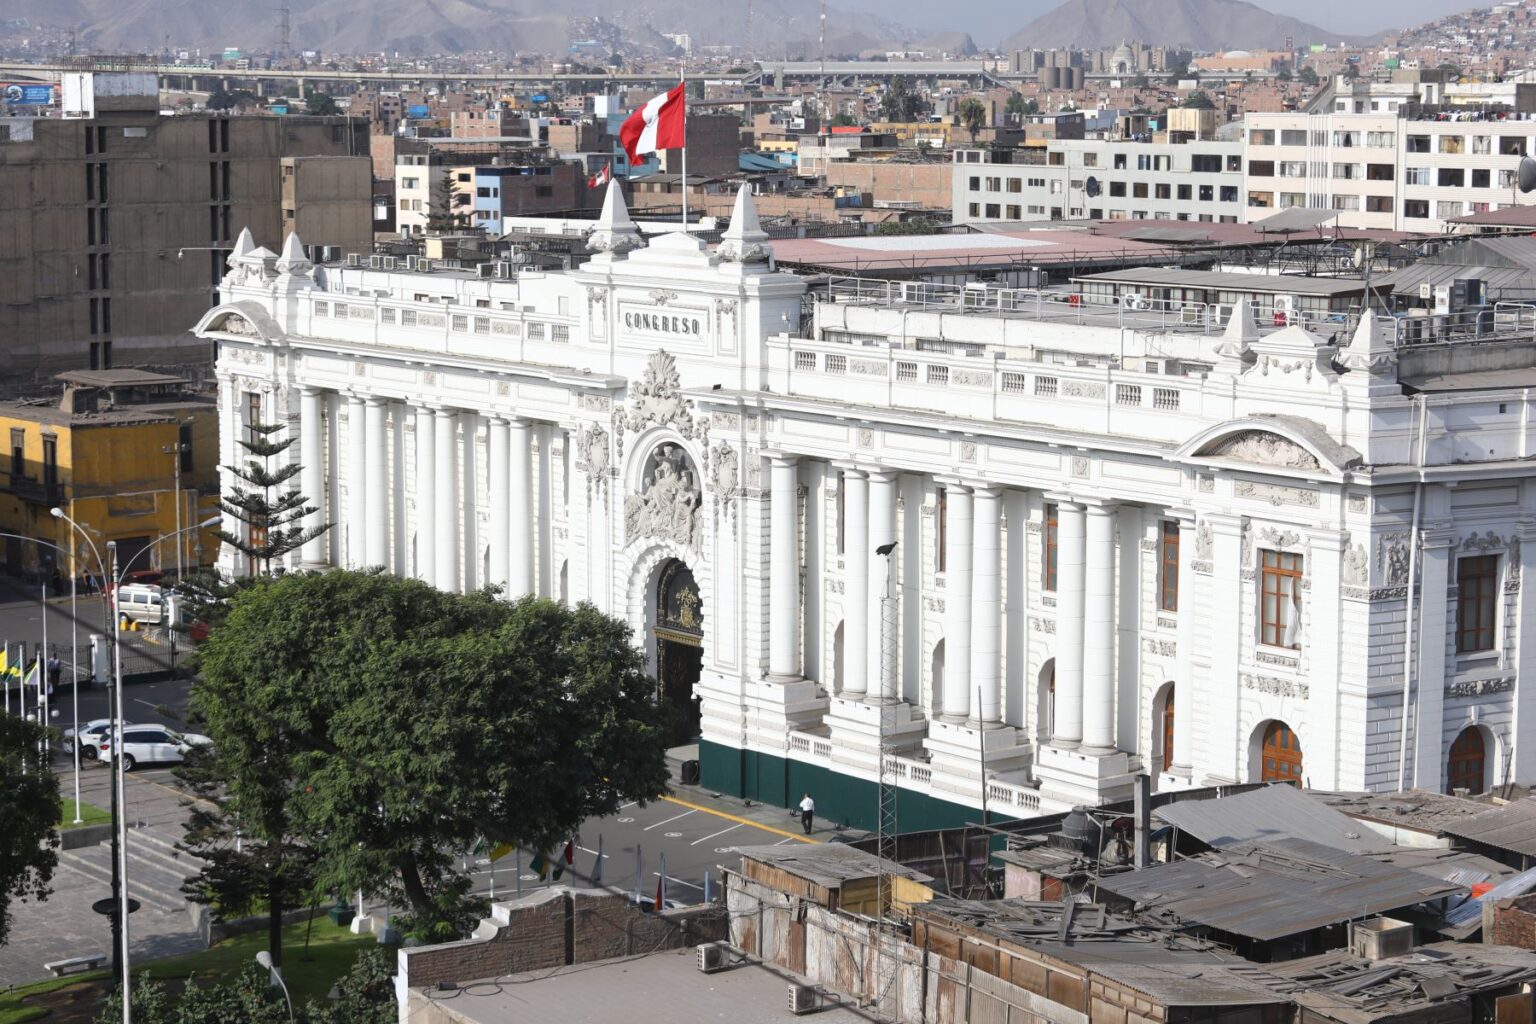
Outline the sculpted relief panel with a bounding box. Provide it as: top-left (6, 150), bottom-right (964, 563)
top-left (1201, 431), bottom-right (1321, 471)
top-left (625, 443), bottom-right (704, 551)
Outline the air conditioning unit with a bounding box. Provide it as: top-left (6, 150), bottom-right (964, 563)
top-left (418, 259), bottom-right (434, 273)
top-left (324, 246), bottom-right (343, 263)
top-left (382, 256), bottom-right (398, 271)
top-left (369, 255), bottom-right (384, 270)
top-left (477, 263), bottom-right (496, 279)
top-left (788, 984), bottom-right (820, 1015)
top-left (405, 255), bottom-right (420, 271)
top-left (1121, 292), bottom-right (1148, 311)
top-left (345, 253), bottom-right (364, 268)
top-left (696, 942), bottom-right (728, 974)
top-left (496, 260), bottom-right (515, 279)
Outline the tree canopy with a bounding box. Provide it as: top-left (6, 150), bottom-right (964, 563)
top-left (956, 97), bottom-right (988, 143)
top-left (0, 715), bottom-right (60, 946)
top-left (186, 571), bottom-right (669, 941)
top-left (304, 92), bottom-right (339, 116)
top-left (1182, 91), bottom-right (1216, 109)
top-left (878, 76), bottom-right (926, 122)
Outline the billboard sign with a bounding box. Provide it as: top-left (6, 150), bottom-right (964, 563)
top-left (3, 83), bottom-right (54, 105)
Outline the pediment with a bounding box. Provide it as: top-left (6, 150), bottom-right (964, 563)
top-left (1197, 430), bottom-right (1321, 471)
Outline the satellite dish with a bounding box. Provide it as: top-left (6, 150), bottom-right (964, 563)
top-left (1085, 175), bottom-right (1101, 198)
top-left (1520, 157), bottom-right (1536, 194)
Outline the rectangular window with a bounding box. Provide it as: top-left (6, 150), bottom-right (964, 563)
top-left (1250, 129), bottom-right (1275, 146)
top-left (178, 423), bottom-right (194, 473)
top-left (86, 162), bottom-right (95, 201)
top-left (1248, 160), bottom-right (1274, 177)
top-left (1160, 521), bottom-right (1180, 612)
top-left (1280, 129), bottom-right (1307, 146)
top-left (935, 486), bottom-right (948, 573)
top-left (1177, 184), bottom-right (1192, 200)
top-left (1457, 555), bottom-right (1499, 653)
top-left (1043, 504), bottom-right (1058, 592)
top-left (1260, 550), bottom-right (1304, 649)
top-left (100, 296), bottom-right (110, 334)
top-left (451, 314), bottom-right (469, 332)
top-left (1403, 199), bottom-right (1430, 219)
top-left (1440, 135), bottom-right (1464, 154)
top-left (1407, 135), bottom-right (1431, 153)
top-left (552, 324), bottom-right (570, 344)
top-left (8, 429), bottom-right (22, 478)
top-left (1438, 168), bottom-right (1465, 188)
top-left (1472, 169), bottom-right (1491, 188)
top-left (40, 436), bottom-right (56, 499)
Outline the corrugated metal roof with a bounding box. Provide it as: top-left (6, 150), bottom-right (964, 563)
top-left (1074, 266), bottom-right (1366, 296)
top-left (1096, 838), bottom-right (1465, 941)
top-left (1251, 208), bottom-right (1340, 233)
top-left (1376, 262), bottom-right (1535, 296)
top-left (1441, 798), bottom-right (1536, 857)
top-left (1153, 784), bottom-right (1391, 854)
top-left (735, 844), bottom-right (933, 887)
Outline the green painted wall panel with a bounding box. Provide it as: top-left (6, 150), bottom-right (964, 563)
top-left (700, 739), bottom-right (982, 833)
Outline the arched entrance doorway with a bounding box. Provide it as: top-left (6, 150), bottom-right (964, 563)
top-left (1259, 721), bottom-right (1303, 784)
top-left (1448, 726), bottom-right (1487, 795)
top-left (654, 559), bottom-right (704, 748)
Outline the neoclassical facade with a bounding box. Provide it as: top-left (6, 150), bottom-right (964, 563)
top-left (196, 184), bottom-right (1536, 829)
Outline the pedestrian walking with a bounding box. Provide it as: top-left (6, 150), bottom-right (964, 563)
top-left (46, 654), bottom-right (61, 690)
top-left (798, 792), bottom-right (816, 835)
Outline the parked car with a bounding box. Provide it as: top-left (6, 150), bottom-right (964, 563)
top-left (97, 725), bottom-right (210, 771)
top-left (64, 717), bottom-right (134, 753)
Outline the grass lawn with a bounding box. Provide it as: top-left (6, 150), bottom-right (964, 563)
top-left (0, 972), bottom-right (108, 1024)
top-left (58, 801), bottom-right (111, 829)
top-left (132, 915), bottom-right (380, 1005)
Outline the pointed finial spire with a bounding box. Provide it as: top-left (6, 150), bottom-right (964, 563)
top-left (227, 226), bottom-right (256, 267)
top-left (1340, 306), bottom-right (1398, 375)
top-left (718, 183), bottom-right (771, 264)
top-left (274, 231), bottom-right (313, 276)
top-left (587, 180), bottom-right (641, 256)
top-left (1215, 297), bottom-right (1259, 366)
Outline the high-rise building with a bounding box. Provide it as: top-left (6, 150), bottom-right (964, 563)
top-left (0, 72), bottom-right (371, 380)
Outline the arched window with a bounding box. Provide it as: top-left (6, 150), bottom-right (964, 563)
top-left (1161, 685), bottom-right (1176, 773)
top-left (1261, 721), bottom-right (1303, 784)
top-left (1448, 727), bottom-right (1487, 795)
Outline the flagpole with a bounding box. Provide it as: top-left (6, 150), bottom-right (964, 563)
top-left (679, 64), bottom-right (688, 229)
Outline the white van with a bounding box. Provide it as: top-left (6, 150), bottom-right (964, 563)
top-left (116, 584), bottom-right (165, 626)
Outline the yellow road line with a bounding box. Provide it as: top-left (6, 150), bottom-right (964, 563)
top-left (660, 794), bottom-right (819, 844)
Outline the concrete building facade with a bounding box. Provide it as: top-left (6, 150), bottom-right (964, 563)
top-left (0, 74), bottom-right (369, 380)
top-left (197, 185), bottom-right (1536, 833)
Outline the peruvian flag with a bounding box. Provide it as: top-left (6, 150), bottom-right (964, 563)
top-left (619, 83), bottom-right (686, 165)
top-left (586, 163), bottom-right (612, 189)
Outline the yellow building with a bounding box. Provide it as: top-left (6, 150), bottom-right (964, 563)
top-left (0, 370), bottom-right (220, 584)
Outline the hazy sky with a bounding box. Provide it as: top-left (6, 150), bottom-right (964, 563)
top-left (874, 0), bottom-right (1475, 44)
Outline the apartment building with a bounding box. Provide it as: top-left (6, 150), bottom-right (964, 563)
top-left (952, 138), bottom-right (1246, 225)
top-left (0, 72), bottom-right (370, 378)
top-left (1245, 111), bottom-right (1536, 232)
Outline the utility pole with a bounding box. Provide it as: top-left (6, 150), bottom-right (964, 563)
top-left (873, 541), bottom-right (898, 1022)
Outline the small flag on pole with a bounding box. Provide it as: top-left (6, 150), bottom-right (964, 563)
top-left (591, 834), bottom-right (604, 886)
top-left (619, 83), bottom-right (686, 166)
top-left (529, 849), bottom-right (550, 880)
top-left (655, 853), bottom-right (668, 911)
top-left (551, 839), bottom-right (574, 880)
top-left (488, 841), bottom-right (515, 863)
top-left (586, 163), bottom-right (612, 189)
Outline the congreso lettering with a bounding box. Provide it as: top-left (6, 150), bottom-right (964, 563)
top-left (624, 310), bottom-right (702, 336)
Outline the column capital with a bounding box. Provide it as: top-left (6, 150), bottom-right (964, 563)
top-left (434, 405), bottom-right (460, 420)
top-left (967, 481), bottom-right (1005, 500)
top-left (830, 460), bottom-right (868, 476)
top-left (1166, 507), bottom-right (1199, 525)
top-left (865, 466), bottom-right (900, 484)
top-left (933, 474), bottom-right (972, 491)
top-left (1083, 500), bottom-right (1118, 518)
top-left (766, 451), bottom-right (801, 468)
top-left (1043, 491), bottom-right (1083, 507)
top-left (364, 394), bottom-right (389, 408)
top-left (298, 384), bottom-right (326, 398)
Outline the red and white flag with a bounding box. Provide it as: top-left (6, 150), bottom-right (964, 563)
top-left (586, 163), bottom-right (612, 189)
top-left (619, 83), bottom-right (686, 165)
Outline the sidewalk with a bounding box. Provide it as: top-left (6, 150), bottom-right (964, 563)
top-left (663, 744), bottom-right (871, 844)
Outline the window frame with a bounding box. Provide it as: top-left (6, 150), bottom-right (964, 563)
top-left (1043, 503), bottom-right (1058, 592)
top-left (1259, 549), bottom-right (1304, 650)
top-left (1159, 521), bottom-right (1180, 613)
top-left (1456, 554), bottom-right (1499, 654)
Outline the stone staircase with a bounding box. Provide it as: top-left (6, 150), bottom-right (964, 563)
top-left (58, 823), bottom-right (208, 922)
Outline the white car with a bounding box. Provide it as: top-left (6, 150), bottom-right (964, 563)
top-left (65, 718), bottom-right (134, 753)
top-left (96, 725), bottom-right (211, 771)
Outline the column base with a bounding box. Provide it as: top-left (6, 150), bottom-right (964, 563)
top-left (696, 672), bottom-right (829, 764)
top-left (923, 720), bottom-right (1032, 801)
top-left (1158, 766), bottom-right (1196, 792)
top-left (1034, 743), bottom-right (1138, 810)
top-left (824, 696), bottom-right (928, 776)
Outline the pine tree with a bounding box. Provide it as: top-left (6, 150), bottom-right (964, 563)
top-left (426, 170), bottom-right (466, 234)
top-left (216, 421), bottom-right (329, 576)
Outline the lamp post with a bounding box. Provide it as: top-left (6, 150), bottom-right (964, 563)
top-left (50, 508), bottom-right (218, 1020)
top-left (255, 951), bottom-right (295, 1023)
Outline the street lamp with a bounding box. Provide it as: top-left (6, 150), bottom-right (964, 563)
top-left (49, 508), bottom-right (218, 1022)
top-left (255, 951), bottom-right (295, 1023)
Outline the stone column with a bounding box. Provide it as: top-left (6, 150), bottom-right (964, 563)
top-left (1082, 502), bottom-right (1118, 754)
top-left (299, 386), bottom-right (327, 567)
top-left (769, 455), bottom-right (802, 680)
top-left (971, 484), bottom-right (1003, 725)
top-left (433, 407), bottom-right (459, 592)
top-left (414, 406), bottom-right (436, 584)
top-left (364, 397), bottom-right (389, 569)
top-left (1414, 518), bottom-right (1454, 792)
top-left (841, 467), bottom-right (869, 699)
top-left (1168, 510), bottom-right (1197, 778)
top-left (1052, 499), bottom-right (1086, 747)
top-left (487, 417), bottom-right (510, 594)
top-left (941, 482), bottom-right (974, 721)
top-left (868, 468), bottom-right (899, 701)
top-left (346, 393), bottom-right (367, 569)
top-left (508, 418), bottom-right (534, 598)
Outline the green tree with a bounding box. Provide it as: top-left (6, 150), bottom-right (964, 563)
top-left (95, 955), bottom-right (393, 1024)
top-left (1299, 65), bottom-right (1320, 86)
top-left (426, 170), bottom-right (468, 234)
top-left (304, 91), bottom-right (339, 116)
top-left (1182, 91), bottom-right (1215, 109)
top-left (304, 949), bottom-right (396, 1024)
top-left (0, 715), bottom-right (60, 946)
top-left (1277, 68), bottom-right (1293, 83)
top-left (878, 76), bottom-right (925, 122)
top-left (956, 96), bottom-right (987, 143)
top-left (1004, 91), bottom-right (1027, 123)
top-left (831, 112), bottom-right (858, 127)
top-left (206, 88), bottom-right (257, 111)
top-left (193, 572), bottom-right (669, 941)
top-left (1021, 97), bottom-right (1040, 116)
top-left (216, 421), bottom-right (329, 577)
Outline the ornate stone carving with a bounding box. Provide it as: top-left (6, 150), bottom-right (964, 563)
top-left (1235, 480), bottom-right (1319, 507)
top-left (648, 289), bottom-right (679, 306)
top-left (223, 347), bottom-right (264, 365)
top-left (1061, 380), bottom-right (1106, 400)
top-left (422, 370), bottom-right (436, 386)
top-left (953, 370), bottom-right (994, 388)
top-left (624, 443), bottom-right (703, 551)
top-left (1348, 494), bottom-right (1368, 513)
top-left (1197, 474), bottom-right (1215, 493)
top-left (827, 579), bottom-right (844, 594)
top-left (1026, 521), bottom-right (1042, 535)
top-left (1343, 540), bottom-right (1368, 587)
top-left (1030, 616), bottom-right (1056, 634)
top-left (1448, 677), bottom-right (1514, 698)
top-left (496, 381), bottom-right (512, 397)
top-left (1243, 674), bottom-right (1310, 700)
top-left (575, 394), bottom-right (609, 412)
top-left (1157, 616), bottom-right (1177, 631)
top-left (742, 449), bottom-right (763, 495)
top-left (1240, 568), bottom-right (1256, 582)
top-left (1192, 560), bottom-right (1213, 575)
top-left (613, 349), bottom-right (708, 461)
top-left (1240, 518), bottom-right (1253, 565)
top-left (354, 361), bottom-right (368, 377)
top-left (959, 441), bottom-right (977, 464)
top-left (1511, 537), bottom-right (1523, 584)
top-left (1260, 526), bottom-right (1302, 549)
top-left (1040, 593), bottom-right (1056, 608)
top-left (925, 597), bottom-right (946, 613)
top-left (1140, 539), bottom-right (1158, 553)
top-left (1462, 530), bottom-right (1505, 552)
top-left (1202, 431), bottom-right (1320, 470)
top-left (1143, 638), bottom-right (1176, 657)
top-left (711, 412), bottom-right (740, 430)
top-left (1071, 455), bottom-right (1090, 478)
top-left (1379, 534), bottom-right (1410, 587)
top-left (576, 424), bottom-right (611, 502)
top-left (1195, 521), bottom-right (1213, 561)
top-left (851, 360), bottom-right (887, 377)
top-left (215, 313), bottom-right (260, 337)
top-left (710, 441), bottom-right (739, 520)
top-left (857, 428), bottom-right (874, 448)
top-left (1255, 650), bottom-right (1298, 667)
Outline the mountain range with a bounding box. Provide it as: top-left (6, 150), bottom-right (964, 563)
top-left (1003, 0), bottom-right (1357, 52)
top-left (27, 0), bottom-right (972, 58)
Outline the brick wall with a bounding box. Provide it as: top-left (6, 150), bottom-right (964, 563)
top-left (400, 886), bottom-right (727, 989)
top-left (1490, 894), bottom-right (1536, 948)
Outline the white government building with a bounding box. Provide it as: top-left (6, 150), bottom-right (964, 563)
top-left (196, 183), bottom-right (1536, 827)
